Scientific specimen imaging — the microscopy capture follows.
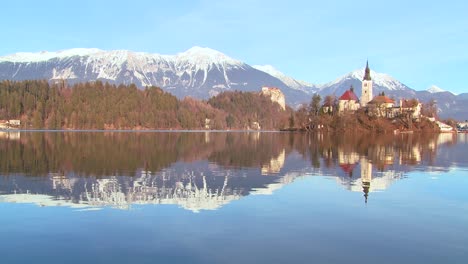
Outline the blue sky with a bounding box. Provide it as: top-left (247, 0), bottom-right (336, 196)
top-left (1, 0), bottom-right (467, 93)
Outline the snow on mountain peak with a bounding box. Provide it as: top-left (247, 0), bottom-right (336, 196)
top-left (0, 47), bottom-right (244, 67)
top-left (324, 68), bottom-right (408, 91)
top-left (252, 64), bottom-right (281, 76)
top-left (182, 46), bottom-right (224, 56)
top-left (0, 48), bottom-right (103, 62)
top-left (253, 64), bottom-right (313, 90)
top-left (176, 46), bottom-right (243, 66)
top-left (427, 85), bottom-right (446, 93)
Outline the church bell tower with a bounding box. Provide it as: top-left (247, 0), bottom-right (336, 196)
top-left (361, 61), bottom-right (373, 107)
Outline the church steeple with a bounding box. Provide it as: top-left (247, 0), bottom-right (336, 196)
top-left (363, 60), bottom-right (372, 81)
top-left (360, 60), bottom-right (373, 107)
top-left (363, 183), bottom-right (370, 204)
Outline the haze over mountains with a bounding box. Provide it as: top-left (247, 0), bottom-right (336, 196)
top-left (0, 47), bottom-right (466, 119)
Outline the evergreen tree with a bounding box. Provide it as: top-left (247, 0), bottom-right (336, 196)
top-left (309, 94), bottom-right (321, 116)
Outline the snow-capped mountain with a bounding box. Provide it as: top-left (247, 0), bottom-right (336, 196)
top-left (252, 64), bottom-right (317, 92)
top-left (426, 85), bottom-right (452, 94)
top-left (0, 47), bottom-right (309, 105)
top-left (316, 69), bottom-right (416, 99)
top-left (0, 48), bottom-right (103, 62)
top-left (415, 86), bottom-right (460, 119)
top-left (427, 85), bottom-right (444, 93)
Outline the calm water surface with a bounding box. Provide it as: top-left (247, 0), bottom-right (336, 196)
top-left (0, 131), bottom-right (467, 264)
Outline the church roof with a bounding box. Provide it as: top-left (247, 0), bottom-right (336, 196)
top-left (339, 90), bottom-right (359, 101)
top-left (369, 95), bottom-right (395, 104)
top-left (339, 163), bottom-right (357, 174)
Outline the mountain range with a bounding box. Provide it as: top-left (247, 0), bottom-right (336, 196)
top-left (0, 47), bottom-right (466, 120)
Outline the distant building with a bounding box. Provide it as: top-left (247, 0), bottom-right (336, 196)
top-left (426, 117), bottom-right (454, 132)
top-left (399, 99), bottom-right (422, 119)
top-left (361, 61), bottom-right (373, 107)
top-left (0, 119), bottom-right (21, 129)
top-left (368, 95), bottom-right (395, 117)
top-left (204, 118), bottom-right (211, 130)
top-left (322, 101), bottom-right (334, 114)
top-left (338, 86), bottom-right (360, 114)
top-left (8, 120), bottom-right (21, 126)
top-left (250, 121), bottom-right (261, 130)
top-left (369, 95), bottom-right (395, 108)
top-left (261, 86), bottom-right (286, 111)
top-left (458, 122), bottom-right (468, 132)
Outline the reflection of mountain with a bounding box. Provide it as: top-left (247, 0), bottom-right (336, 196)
top-left (0, 132), bottom-right (465, 210)
top-left (0, 161), bottom-right (302, 212)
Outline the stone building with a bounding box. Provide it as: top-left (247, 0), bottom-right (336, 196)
top-left (261, 86), bottom-right (286, 111)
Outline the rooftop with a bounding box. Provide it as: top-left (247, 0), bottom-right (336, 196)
top-left (369, 96), bottom-right (395, 104)
top-left (339, 90), bottom-right (359, 101)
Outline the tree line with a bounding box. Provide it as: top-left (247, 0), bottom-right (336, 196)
top-left (0, 80), bottom-right (291, 130)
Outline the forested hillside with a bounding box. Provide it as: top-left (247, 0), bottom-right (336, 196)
top-left (0, 80), bottom-right (291, 130)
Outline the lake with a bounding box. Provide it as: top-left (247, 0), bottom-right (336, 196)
top-left (0, 131), bottom-right (467, 264)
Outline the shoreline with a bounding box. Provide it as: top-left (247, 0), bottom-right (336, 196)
top-left (1, 128), bottom-right (456, 134)
top-left (0, 128), bottom-right (284, 133)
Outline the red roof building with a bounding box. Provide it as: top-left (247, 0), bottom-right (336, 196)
top-left (369, 95), bottom-right (395, 104)
top-left (338, 87), bottom-right (360, 113)
top-left (339, 90), bottom-right (359, 101)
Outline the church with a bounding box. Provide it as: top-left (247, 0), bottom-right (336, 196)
top-left (337, 61), bottom-right (373, 113)
top-left (338, 61), bottom-right (398, 114)
top-left (329, 61), bottom-right (423, 119)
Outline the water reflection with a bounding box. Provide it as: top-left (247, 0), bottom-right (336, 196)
top-left (0, 131), bottom-right (464, 211)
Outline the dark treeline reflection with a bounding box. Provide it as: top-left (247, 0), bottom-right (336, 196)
top-left (0, 131), bottom-right (459, 177)
top-left (0, 131), bottom-right (292, 177)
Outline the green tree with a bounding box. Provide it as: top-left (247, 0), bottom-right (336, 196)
top-left (289, 113), bottom-right (295, 128)
top-left (226, 114), bottom-right (235, 129)
top-left (309, 94), bottom-right (321, 116)
top-left (32, 109), bottom-right (43, 128)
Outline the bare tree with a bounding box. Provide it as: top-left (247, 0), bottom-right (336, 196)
top-left (421, 99), bottom-right (438, 118)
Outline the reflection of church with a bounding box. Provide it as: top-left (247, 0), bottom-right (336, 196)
top-left (336, 150), bottom-right (404, 203)
top-left (360, 158), bottom-right (372, 203)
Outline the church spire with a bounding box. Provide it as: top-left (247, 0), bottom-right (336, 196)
top-left (363, 60), bottom-right (372, 81)
top-left (363, 183), bottom-right (370, 204)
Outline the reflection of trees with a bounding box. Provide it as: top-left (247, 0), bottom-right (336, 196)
top-left (0, 132), bottom-right (452, 178)
top-left (208, 132), bottom-right (291, 169)
top-left (0, 131), bottom-right (461, 210)
top-left (290, 133), bottom-right (442, 170)
top-left (0, 132), bottom-right (293, 177)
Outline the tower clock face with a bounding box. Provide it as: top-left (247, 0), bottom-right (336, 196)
top-left (364, 83), bottom-right (367, 87)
